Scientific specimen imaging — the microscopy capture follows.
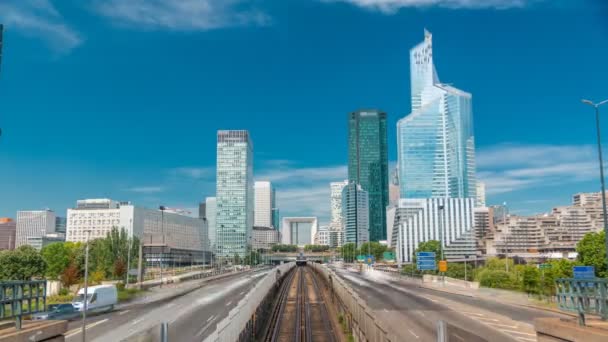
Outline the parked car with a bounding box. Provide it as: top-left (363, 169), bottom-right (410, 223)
top-left (72, 285), bottom-right (118, 313)
top-left (32, 303), bottom-right (79, 321)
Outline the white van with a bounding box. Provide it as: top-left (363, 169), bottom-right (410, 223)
top-left (72, 285), bottom-right (118, 313)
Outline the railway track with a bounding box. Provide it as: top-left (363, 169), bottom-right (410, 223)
top-left (264, 265), bottom-right (336, 342)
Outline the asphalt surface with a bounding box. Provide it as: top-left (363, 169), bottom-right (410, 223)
top-left (63, 269), bottom-right (271, 341)
top-left (330, 266), bottom-right (570, 342)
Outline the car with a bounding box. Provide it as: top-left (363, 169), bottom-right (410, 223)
top-left (31, 303), bottom-right (79, 321)
top-left (72, 284), bottom-right (118, 313)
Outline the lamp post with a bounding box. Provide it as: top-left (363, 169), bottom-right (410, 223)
top-left (159, 206), bottom-right (166, 288)
top-left (81, 230), bottom-right (91, 342)
top-left (583, 98), bottom-right (608, 269)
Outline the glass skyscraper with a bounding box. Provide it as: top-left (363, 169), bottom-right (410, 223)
top-left (341, 182), bottom-right (369, 246)
top-left (216, 130), bottom-right (254, 258)
top-left (348, 110), bottom-right (389, 241)
top-left (397, 30), bottom-right (477, 200)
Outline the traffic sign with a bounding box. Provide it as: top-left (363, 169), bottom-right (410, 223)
top-left (416, 251), bottom-right (436, 271)
top-left (573, 266), bottom-right (595, 279)
top-left (366, 255), bottom-right (375, 265)
top-left (538, 264), bottom-right (552, 270)
top-left (356, 255), bottom-right (366, 263)
top-left (438, 260), bottom-right (448, 272)
top-left (383, 251), bottom-right (395, 262)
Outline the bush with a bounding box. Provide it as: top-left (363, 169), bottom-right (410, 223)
top-left (58, 288), bottom-right (70, 296)
top-left (478, 269), bottom-right (517, 290)
top-left (47, 294), bottom-right (74, 305)
top-left (117, 288), bottom-right (142, 302)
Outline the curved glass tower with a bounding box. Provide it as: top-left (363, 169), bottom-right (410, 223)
top-left (398, 30), bottom-right (477, 200)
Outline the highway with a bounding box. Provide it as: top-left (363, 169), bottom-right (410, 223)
top-left (330, 266), bottom-right (569, 342)
top-left (63, 268), bottom-right (271, 341)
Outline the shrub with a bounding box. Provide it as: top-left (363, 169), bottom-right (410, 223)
top-left (478, 269), bottom-right (517, 290)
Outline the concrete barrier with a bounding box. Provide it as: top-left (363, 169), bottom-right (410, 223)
top-left (535, 317), bottom-right (608, 342)
top-left (0, 320), bottom-right (68, 342)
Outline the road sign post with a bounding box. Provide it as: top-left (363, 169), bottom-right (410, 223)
top-left (416, 252), bottom-right (437, 274)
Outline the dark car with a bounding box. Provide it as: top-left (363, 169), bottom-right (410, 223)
top-left (32, 303), bottom-right (79, 321)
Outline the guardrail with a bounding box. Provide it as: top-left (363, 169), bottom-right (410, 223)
top-left (556, 278), bottom-right (608, 325)
top-left (0, 280), bottom-right (47, 330)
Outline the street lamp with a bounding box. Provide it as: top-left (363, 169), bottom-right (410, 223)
top-left (582, 98), bottom-right (608, 269)
top-left (159, 206), bottom-right (166, 288)
top-left (81, 230), bottom-right (91, 342)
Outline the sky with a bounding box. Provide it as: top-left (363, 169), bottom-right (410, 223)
top-left (1, 0), bottom-right (608, 224)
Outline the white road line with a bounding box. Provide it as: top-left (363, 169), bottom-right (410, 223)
top-left (196, 320), bottom-right (216, 337)
top-left (225, 301), bottom-right (232, 306)
top-left (407, 329), bottom-right (419, 339)
top-left (500, 329), bottom-right (536, 336)
top-left (207, 315), bottom-right (216, 322)
top-left (65, 319), bottom-right (109, 337)
top-left (422, 296), bottom-right (438, 303)
top-left (461, 311), bottom-right (484, 317)
top-left (118, 310), bottom-right (131, 315)
top-left (516, 337), bottom-right (537, 342)
top-left (484, 322), bottom-right (519, 329)
top-left (476, 317), bottom-right (500, 322)
top-left (239, 291), bottom-right (245, 295)
top-left (453, 333), bottom-right (465, 341)
top-left (131, 317), bottom-right (144, 326)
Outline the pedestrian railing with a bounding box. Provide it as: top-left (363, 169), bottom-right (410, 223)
top-left (0, 280), bottom-right (47, 330)
top-left (555, 278), bottom-right (608, 325)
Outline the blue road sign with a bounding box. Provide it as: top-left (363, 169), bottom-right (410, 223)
top-left (573, 266), bottom-right (595, 279)
top-left (417, 251), bottom-right (436, 271)
top-left (366, 255), bottom-right (375, 265)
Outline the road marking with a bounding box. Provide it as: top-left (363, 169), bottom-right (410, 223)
top-left (476, 317), bottom-right (500, 322)
top-left (65, 319), bottom-right (109, 337)
top-left (196, 319), bottom-right (216, 337)
top-left (453, 333), bottom-right (465, 341)
top-left (407, 329), bottom-right (419, 339)
top-left (118, 310), bottom-right (131, 315)
top-left (500, 329), bottom-right (536, 336)
top-left (207, 315), bottom-right (216, 322)
top-left (421, 295), bottom-right (438, 302)
top-left (484, 322), bottom-right (519, 329)
top-left (461, 311), bottom-right (484, 317)
top-left (239, 291), bottom-right (245, 295)
top-left (131, 317), bottom-right (144, 326)
top-left (225, 301), bottom-right (232, 306)
top-left (383, 309), bottom-right (389, 313)
top-left (516, 337), bottom-right (537, 342)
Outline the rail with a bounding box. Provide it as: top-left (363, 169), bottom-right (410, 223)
top-left (556, 278), bottom-right (608, 325)
top-left (0, 280), bottom-right (47, 330)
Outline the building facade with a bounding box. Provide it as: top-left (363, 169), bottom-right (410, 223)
top-left (16, 210), bottom-right (57, 247)
top-left (397, 30), bottom-right (476, 200)
top-left (476, 182), bottom-right (486, 207)
top-left (254, 181), bottom-right (274, 228)
top-left (392, 198), bottom-right (475, 263)
top-left (0, 218), bottom-right (16, 250)
top-left (205, 197), bottom-right (217, 252)
top-left (348, 110), bottom-right (389, 241)
top-left (281, 217), bottom-right (318, 247)
top-left (342, 183), bottom-right (369, 247)
top-left (314, 225), bottom-right (331, 246)
top-left (252, 226), bottom-right (281, 250)
top-left (216, 130), bottom-right (254, 258)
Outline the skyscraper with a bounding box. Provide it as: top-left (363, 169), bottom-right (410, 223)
top-left (397, 30), bottom-right (477, 200)
top-left (215, 130), bottom-right (254, 258)
top-left (16, 210), bottom-right (57, 247)
top-left (330, 180), bottom-right (349, 228)
top-left (348, 110), bottom-right (389, 241)
top-left (205, 197), bottom-right (217, 252)
top-left (254, 181), bottom-right (274, 228)
top-left (342, 182), bottom-right (369, 246)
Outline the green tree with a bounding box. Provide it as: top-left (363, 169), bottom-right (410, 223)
top-left (576, 231), bottom-right (606, 277)
top-left (233, 253), bottom-right (242, 265)
top-left (358, 242), bottom-right (388, 261)
top-left (41, 242), bottom-right (82, 279)
top-left (477, 269), bottom-right (517, 290)
top-left (339, 243), bottom-right (358, 262)
top-left (445, 262), bottom-right (474, 281)
top-left (0, 245), bottom-right (47, 280)
top-left (521, 265), bottom-right (540, 294)
top-left (415, 240), bottom-right (442, 262)
top-left (86, 227), bottom-right (139, 280)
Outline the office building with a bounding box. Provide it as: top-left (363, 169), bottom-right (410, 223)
top-left (216, 130), bottom-right (254, 258)
top-left (315, 225), bottom-right (331, 246)
top-left (26, 233), bottom-right (66, 251)
top-left (281, 217), bottom-right (318, 247)
top-left (329, 180), bottom-right (348, 245)
top-left (348, 110), bottom-right (389, 241)
top-left (0, 218), bottom-right (16, 250)
top-left (252, 226), bottom-right (281, 250)
top-left (392, 198), bottom-right (475, 263)
top-left (205, 197), bottom-right (217, 252)
top-left (342, 183), bottom-right (369, 247)
top-left (199, 202), bottom-right (206, 220)
top-left (272, 208), bottom-right (280, 230)
top-left (16, 210), bottom-right (57, 247)
top-left (389, 168), bottom-right (400, 206)
top-left (397, 30), bottom-right (476, 200)
top-left (254, 181), bottom-right (274, 228)
top-left (476, 182), bottom-right (486, 207)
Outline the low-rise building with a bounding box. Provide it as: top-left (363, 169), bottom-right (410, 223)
top-left (252, 226), bottom-right (280, 250)
top-left (0, 218), bottom-right (16, 250)
top-left (314, 225), bottom-right (331, 246)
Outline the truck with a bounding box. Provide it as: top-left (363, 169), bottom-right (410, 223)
top-left (72, 284), bottom-right (118, 313)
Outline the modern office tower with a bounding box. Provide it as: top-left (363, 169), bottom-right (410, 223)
top-left (476, 182), bottom-right (486, 207)
top-left (0, 218), bottom-right (16, 250)
top-left (330, 180), bottom-right (348, 226)
top-left (272, 208), bottom-right (280, 230)
top-left (252, 226), bottom-right (281, 250)
top-left (205, 197), bottom-right (217, 252)
top-left (199, 202), bottom-right (206, 220)
top-left (348, 110), bottom-right (389, 241)
top-left (281, 217), bottom-right (318, 247)
top-left (16, 210), bottom-right (57, 247)
top-left (216, 130), bottom-right (254, 258)
top-left (397, 30), bottom-right (477, 200)
top-left (254, 181), bottom-right (274, 228)
top-left (66, 198), bottom-right (211, 264)
top-left (392, 198), bottom-right (475, 263)
top-left (389, 168), bottom-right (400, 206)
top-left (342, 183), bottom-right (369, 247)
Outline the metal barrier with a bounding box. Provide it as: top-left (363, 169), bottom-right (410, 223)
top-left (0, 280), bottom-right (47, 330)
top-left (556, 278), bottom-right (608, 325)
top-left (310, 263), bottom-right (397, 342)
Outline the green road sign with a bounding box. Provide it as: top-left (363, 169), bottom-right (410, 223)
top-left (539, 263), bottom-right (552, 270)
top-left (383, 251), bottom-right (395, 262)
top-left (356, 255), bottom-right (366, 262)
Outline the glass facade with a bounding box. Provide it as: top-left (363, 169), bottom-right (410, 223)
top-left (215, 130), bottom-right (254, 258)
top-left (341, 183), bottom-right (369, 247)
top-left (398, 30), bottom-right (477, 200)
top-left (348, 110), bottom-right (389, 241)
top-left (290, 221), bottom-right (312, 246)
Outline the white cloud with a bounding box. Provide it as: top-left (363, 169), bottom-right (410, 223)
top-left (93, 0), bottom-right (270, 31)
top-left (477, 144), bottom-right (601, 195)
top-left (0, 0), bottom-right (82, 52)
top-left (125, 186), bottom-right (165, 194)
top-left (321, 0), bottom-right (535, 13)
top-left (169, 167), bottom-right (215, 180)
top-left (257, 164), bottom-right (347, 183)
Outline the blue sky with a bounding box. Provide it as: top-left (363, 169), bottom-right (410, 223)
top-left (0, 0), bottom-right (607, 223)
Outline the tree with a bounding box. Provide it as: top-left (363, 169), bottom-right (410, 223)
top-left (415, 240), bottom-right (442, 262)
top-left (60, 263), bottom-right (81, 289)
top-left (304, 245), bottom-right (330, 253)
top-left (0, 245), bottom-right (47, 280)
top-left (233, 253), bottom-right (242, 265)
top-left (87, 227), bottom-right (140, 280)
top-left (576, 231), bottom-right (606, 277)
top-left (445, 262), bottom-right (473, 281)
top-left (41, 242), bottom-right (81, 280)
top-left (339, 243), bottom-right (357, 262)
top-left (521, 265), bottom-right (540, 294)
top-left (477, 269), bottom-right (517, 290)
top-left (271, 244), bottom-right (298, 253)
top-left (357, 242), bottom-right (388, 261)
